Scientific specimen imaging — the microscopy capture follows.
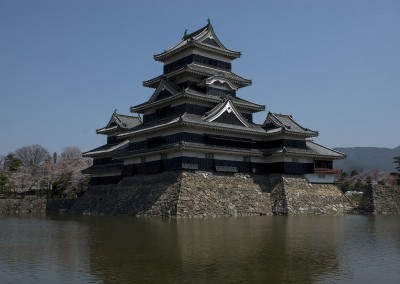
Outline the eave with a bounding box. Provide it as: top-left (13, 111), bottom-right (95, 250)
top-left (130, 90), bottom-right (265, 113)
top-left (143, 63), bottom-right (251, 89)
top-left (83, 140), bottom-right (130, 158)
top-left (115, 141), bottom-right (263, 160)
top-left (119, 112), bottom-right (273, 140)
top-left (264, 146), bottom-right (345, 160)
top-left (265, 127), bottom-right (319, 138)
top-left (96, 126), bottom-right (119, 135)
top-left (154, 40), bottom-right (241, 62)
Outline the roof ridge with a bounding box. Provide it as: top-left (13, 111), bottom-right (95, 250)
top-left (182, 20), bottom-right (210, 40)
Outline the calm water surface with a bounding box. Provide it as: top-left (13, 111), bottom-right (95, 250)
top-left (0, 214), bottom-right (399, 284)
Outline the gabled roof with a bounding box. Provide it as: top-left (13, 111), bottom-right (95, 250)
top-left (96, 111), bottom-right (142, 135)
top-left (131, 88), bottom-right (265, 113)
top-left (263, 112), bottom-right (318, 137)
top-left (143, 63), bottom-right (251, 89)
top-left (197, 73), bottom-right (238, 90)
top-left (203, 98), bottom-right (252, 128)
top-left (148, 77), bottom-right (182, 103)
top-left (154, 20), bottom-right (241, 62)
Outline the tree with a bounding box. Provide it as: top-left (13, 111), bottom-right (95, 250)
top-left (60, 146), bottom-right (82, 163)
top-left (52, 146), bottom-right (92, 198)
top-left (0, 172), bottom-right (7, 194)
top-left (4, 154), bottom-right (22, 172)
top-left (395, 156), bottom-right (400, 185)
top-left (0, 155), bottom-right (5, 170)
top-left (354, 179), bottom-right (364, 191)
top-left (350, 170), bottom-right (359, 177)
top-left (15, 144), bottom-right (50, 167)
top-left (394, 156), bottom-right (400, 172)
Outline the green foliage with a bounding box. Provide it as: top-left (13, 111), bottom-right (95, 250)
top-left (354, 179), bottom-right (365, 191)
top-left (350, 170), bottom-right (359, 177)
top-left (338, 180), bottom-right (352, 193)
top-left (5, 154), bottom-right (22, 172)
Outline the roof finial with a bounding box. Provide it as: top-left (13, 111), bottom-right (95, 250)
top-left (207, 18), bottom-right (211, 26)
top-left (183, 29), bottom-right (187, 37)
top-left (113, 108), bottom-right (117, 114)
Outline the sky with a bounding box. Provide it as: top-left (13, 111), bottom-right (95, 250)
top-left (1, 0), bottom-right (399, 156)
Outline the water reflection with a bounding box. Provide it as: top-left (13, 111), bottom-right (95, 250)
top-left (1, 215), bottom-right (400, 283)
top-left (0, 214), bottom-right (99, 283)
top-left (175, 217), bottom-right (341, 283)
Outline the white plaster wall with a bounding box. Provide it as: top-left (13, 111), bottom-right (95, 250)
top-left (304, 174), bottom-right (335, 184)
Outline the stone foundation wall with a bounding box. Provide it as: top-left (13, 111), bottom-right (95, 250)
top-left (70, 171), bottom-right (182, 217)
top-left (70, 171), bottom-right (273, 217)
top-left (177, 171), bottom-right (272, 217)
top-left (272, 175), bottom-right (352, 215)
top-left (0, 198), bottom-right (78, 215)
top-left (0, 198), bottom-right (47, 214)
top-left (360, 185), bottom-right (400, 214)
top-left (69, 171), bottom-right (356, 217)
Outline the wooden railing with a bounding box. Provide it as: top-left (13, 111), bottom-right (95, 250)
top-left (314, 168), bottom-right (342, 174)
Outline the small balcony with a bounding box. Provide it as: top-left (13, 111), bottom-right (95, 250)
top-left (314, 168), bottom-right (342, 174)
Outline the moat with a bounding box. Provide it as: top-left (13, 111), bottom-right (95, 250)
top-left (1, 214), bottom-right (399, 283)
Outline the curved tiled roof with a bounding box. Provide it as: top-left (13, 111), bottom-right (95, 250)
top-left (143, 63), bottom-right (251, 89)
top-left (83, 140), bottom-right (130, 157)
top-left (263, 112), bottom-right (318, 137)
top-left (131, 90), bottom-right (265, 113)
top-left (154, 21), bottom-right (241, 62)
top-left (96, 112), bottom-right (142, 134)
top-left (305, 141), bottom-right (346, 159)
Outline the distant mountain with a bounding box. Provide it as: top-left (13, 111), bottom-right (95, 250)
top-left (333, 146), bottom-right (400, 173)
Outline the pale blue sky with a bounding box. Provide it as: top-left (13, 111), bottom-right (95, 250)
top-left (1, 0), bottom-right (399, 155)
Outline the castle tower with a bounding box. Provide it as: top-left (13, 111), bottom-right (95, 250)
top-left (83, 21), bottom-right (345, 185)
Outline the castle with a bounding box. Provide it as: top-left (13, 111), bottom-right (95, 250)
top-left (79, 21), bottom-right (348, 217)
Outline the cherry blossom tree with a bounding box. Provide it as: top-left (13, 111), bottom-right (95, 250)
top-left (52, 147), bottom-right (92, 198)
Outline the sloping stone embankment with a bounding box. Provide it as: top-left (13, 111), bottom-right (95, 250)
top-left (271, 175), bottom-right (352, 215)
top-left (360, 185), bottom-right (400, 214)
